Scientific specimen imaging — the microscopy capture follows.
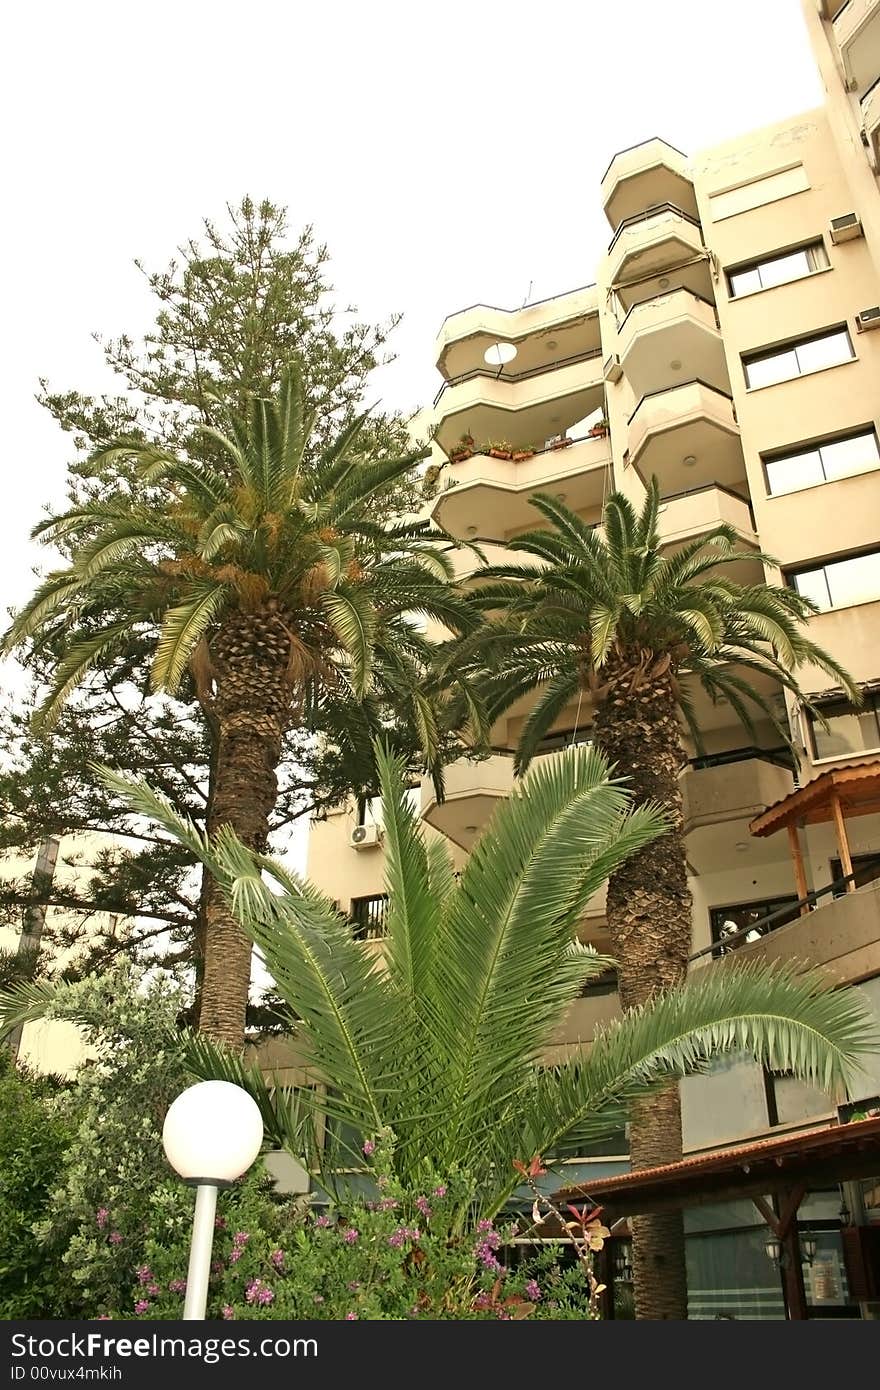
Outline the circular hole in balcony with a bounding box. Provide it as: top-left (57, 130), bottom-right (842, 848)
top-left (682, 455), bottom-right (697, 468)
top-left (483, 342), bottom-right (518, 367)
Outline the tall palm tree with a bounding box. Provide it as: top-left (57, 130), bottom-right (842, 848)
top-left (3, 744), bottom-right (865, 1240)
top-left (448, 479), bottom-right (859, 1316)
top-left (2, 363), bottom-right (474, 1047)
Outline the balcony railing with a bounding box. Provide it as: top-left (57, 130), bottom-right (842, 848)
top-left (617, 286), bottom-right (718, 337)
top-left (607, 201), bottom-right (702, 257)
top-left (689, 852), bottom-right (880, 961)
top-left (627, 377), bottom-right (734, 428)
top-left (688, 745), bottom-right (793, 772)
top-left (660, 481), bottom-right (756, 532)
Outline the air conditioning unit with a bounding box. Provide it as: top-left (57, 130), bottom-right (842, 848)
top-left (830, 213), bottom-right (863, 244)
top-left (603, 353), bottom-right (623, 383)
top-left (856, 306), bottom-right (880, 331)
top-left (350, 822), bottom-right (382, 850)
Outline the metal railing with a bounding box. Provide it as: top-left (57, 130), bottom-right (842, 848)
top-left (607, 201), bottom-right (702, 257)
top-left (627, 376), bottom-right (734, 427)
top-left (617, 286), bottom-right (719, 338)
top-left (688, 745), bottom-right (793, 772)
top-left (350, 893), bottom-right (388, 941)
top-left (689, 852), bottom-right (880, 963)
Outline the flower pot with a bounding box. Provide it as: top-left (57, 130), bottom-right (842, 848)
top-left (551, 437), bottom-right (573, 450)
top-left (489, 449), bottom-right (513, 460)
top-left (590, 425), bottom-right (608, 439)
top-left (511, 450), bottom-right (535, 462)
top-left (450, 449), bottom-right (473, 463)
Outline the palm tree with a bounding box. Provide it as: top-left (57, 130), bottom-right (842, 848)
top-left (3, 744), bottom-right (860, 1242)
top-left (447, 479), bottom-right (859, 1316)
top-left (1, 363), bottom-right (474, 1048)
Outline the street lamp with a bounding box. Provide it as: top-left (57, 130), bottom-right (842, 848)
top-left (163, 1081), bottom-right (264, 1320)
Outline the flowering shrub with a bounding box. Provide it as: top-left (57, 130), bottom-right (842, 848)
top-left (124, 1149), bottom-right (601, 1321)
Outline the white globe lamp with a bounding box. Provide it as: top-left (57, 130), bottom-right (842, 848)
top-left (163, 1081), bottom-right (264, 1319)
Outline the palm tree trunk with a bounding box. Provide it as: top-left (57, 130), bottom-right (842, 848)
top-left (197, 608), bottom-right (293, 1048)
top-left (593, 657), bottom-right (692, 1320)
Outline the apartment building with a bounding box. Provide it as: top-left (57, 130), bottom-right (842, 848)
top-left (301, 2), bottom-right (880, 1316)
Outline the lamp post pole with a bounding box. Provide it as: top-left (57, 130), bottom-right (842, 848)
top-left (163, 1081), bottom-right (264, 1321)
top-left (182, 1184), bottom-right (219, 1320)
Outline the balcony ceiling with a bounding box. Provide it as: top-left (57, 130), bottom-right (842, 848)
top-left (619, 294), bottom-right (730, 400)
top-left (434, 286), bottom-right (599, 379)
top-left (628, 384), bottom-right (746, 498)
top-left (431, 438), bottom-right (611, 540)
top-left (433, 374), bottom-right (605, 455)
top-left (602, 139), bottom-right (698, 229)
top-left (437, 314), bottom-right (601, 384)
top-left (615, 259), bottom-right (715, 314)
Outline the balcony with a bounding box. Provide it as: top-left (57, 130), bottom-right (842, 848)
top-left (601, 138), bottom-right (698, 230)
top-left (433, 352), bottom-right (605, 456)
top-left (681, 751), bottom-right (795, 834)
top-left (431, 434), bottom-right (612, 540)
top-left (421, 754), bottom-right (514, 849)
top-left (434, 286), bottom-right (600, 383)
top-left (658, 485), bottom-right (763, 583)
top-left (546, 983), bottom-right (622, 1061)
top-left (835, 0), bottom-right (880, 92)
top-left (862, 76), bottom-right (880, 167)
top-left (697, 878), bottom-right (880, 988)
top-left (617, 289), bottom-right (729, 399)
top-left (607, 205), bottom-right (708, 308)
top-left (627, 380), bottom-right (746, 498)
top-left (445, 539), bottom-right (530, 586)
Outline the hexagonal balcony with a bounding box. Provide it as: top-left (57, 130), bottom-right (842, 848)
top-left (627, 381), bottom-right (746, 498)
top-left (601, 138), bottom-right (698, 230)
top-left (617, 289), bottom-right (729, 400)
top-left (431, 434), bottom-right (612, 541)
top-left (434, 286), bottom-right (600, 384)
top-left (607, 205), bottom-right (709, 310)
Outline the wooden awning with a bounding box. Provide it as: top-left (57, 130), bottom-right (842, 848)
top-left (553, 1115), bottom-right (880, 1218)
top-left (749, 758), bottom-right (880, 838)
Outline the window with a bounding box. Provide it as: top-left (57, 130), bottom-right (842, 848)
top-left (728, 241), bottom-right (829, 299)
top-left (743, 327), bottom-right (853, 389)
top-left (535, 727), bottom-right (593, 755)
top-left (764, 428), bottom-right (880, 496)
top-left (829, 854), bottom-right (880, 894)
top-left (356, 787), bottom-right (420, 826)
top-left (790, 548), bottom-right (880, 611)
top-left (807, 693), bottom-right (880, 759)
top-left (709, 897), bottom-right (800, 953)
top-left (350, 893), bottom-right (388, 941)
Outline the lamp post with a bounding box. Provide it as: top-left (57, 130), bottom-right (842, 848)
top-left (163, 1081), bottom-right (264, 1320)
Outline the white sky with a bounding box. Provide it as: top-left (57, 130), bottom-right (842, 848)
top-left (1, 0), bottom-right (822, 620)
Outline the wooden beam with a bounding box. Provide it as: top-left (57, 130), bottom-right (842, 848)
top-left (787, 823), bottom-right (810, 915)
top-left (779, 1186), bottom-right (809, 1321)
top-left (830, 792), bottom-right (855, 892)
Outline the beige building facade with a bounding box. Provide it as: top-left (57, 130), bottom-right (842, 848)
top-left (303, 2), bottom-right (880, 1314)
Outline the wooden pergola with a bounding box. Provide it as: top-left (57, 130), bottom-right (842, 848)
top-left (553, 1116), bottom-right (880, 1319)
top-left (749, 758), bottom-right (880, 911)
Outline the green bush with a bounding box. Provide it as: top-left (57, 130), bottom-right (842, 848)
top-left (0, 1051), bottom-right (71, 1317)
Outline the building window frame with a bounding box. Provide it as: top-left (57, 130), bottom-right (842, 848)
top-left (804, 692), bottom-right (880, 764)
top-left (727, 240), bottom-right (830, 301)
top-left (709, 895), bottom-right (801, 953)
top-left (762, 426), bottom-right (880, 497)
top-left (787, 547), bottom-right (880, 614)
top-left (742, 325), bottom-right (855, 391)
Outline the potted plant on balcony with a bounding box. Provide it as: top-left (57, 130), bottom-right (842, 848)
top-left (449, 434), bottom-right (475, 464)
top-left (550, 435), bottom-right (573, 451)
top-left (511, 445), bottom-right (536, 462)
top-left (589, 418), bottom-right (609, 439)
top-left (488, 440), bottom-right (514, 461)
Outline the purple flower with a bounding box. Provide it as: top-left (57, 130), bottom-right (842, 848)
top-left (362, 1139), bottom-right (375, 1156)
top-left (388, 1226), bottom-right (420, 1248)
top-left (525, 1279), bottom-right (542, 1301)
top-left (378, 1197), bottom-right (398, 1212)
top-left (222, 1306), bottom-right (235, 1321)
top-left (477, 1218), bottom-right (493, 1233)
top-left (214, 1216), bottom-right (227, 1230)
top-left (97, 1316), bottom-right (110, 1321)
top-left (168, 1280), bottom-right (187, 1294)
top-left (108, 1232), bottom-right (122, 1246)
top-left (211, 1260), bottom-right (224, 1275)
top-left (133, 1300), bottom-right (150, 1315)
top-left (232, 1231), bottom-right (249, 1246)
top-left (474, 1291), bottom-right (492, 1310)
top-left (415, 1196), bottom-right (432, 1219)
top-left (475, 1239), bottom-right (502, 1273)
top-left (135, 1265), bottom-right (152, 1286)
top-left (229, 1248), bottom-right (242, 1264)
top-left (345, 1312), bottom-right (357, 1320)
top-left (314, 1215), bottom-right (331, 1228)
top-left (432, 1184), bottom-right (447, 1198)
top-left (348, 1281), bottom-right (360, 1291)
top-left (270, 1249), bottom-right (285, 1270)
top-left (96, 1208), bottom-right (109, 1230)
top-left (342, 1227), bottom-right (359, 1245)
top-left (147, 1284), bottom-right (160, 1296)
top-left (245, 1279), bottom-right (274, 1306)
